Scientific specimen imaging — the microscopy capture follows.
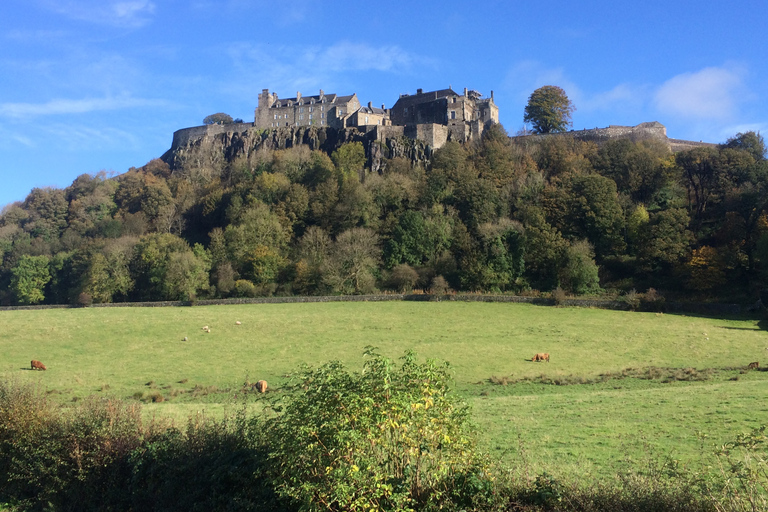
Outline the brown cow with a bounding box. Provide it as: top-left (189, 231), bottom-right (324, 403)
top-left (532, 353), bottom-right (550, 362)
top-left (255, 380), bottom-right (268, 393)
top-left (748, 361), bottom-right (759, 370)
top-left (31, 360), bottom-right (47, 371)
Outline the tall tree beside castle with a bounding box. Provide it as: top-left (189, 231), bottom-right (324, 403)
top-left (524, 85), bottom-right (575, 134)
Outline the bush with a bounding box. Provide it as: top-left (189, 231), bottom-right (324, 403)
top-left (263, 348), bottom-right (496, 511)
top-left (641, 287), bottom-right (666, 312)
top-left (430, 275), bottom-right (450, 296)
top-left (389, 263), bottom-right (419, 293)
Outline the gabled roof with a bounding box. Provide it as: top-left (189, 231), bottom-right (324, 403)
top-left (358, 105), bottom-right (387, 115)
top-left (271, 93), bottom-right (343, 108)
top-left (392, 88), bottom-right (458, 109)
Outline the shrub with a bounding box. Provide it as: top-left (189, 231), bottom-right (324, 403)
top-left (389, 263), bottom-right (419, 293)
top-left (233, 279), bottom-right (257, 297)
top-left (641, 287), bottom-right (666, 312)
top-left (430, 274), bottom-right (450, 296)
top-left (263, 348), bottom-right (496, 511)
top-left (622, 289), bottom-right (641, 311)
top-left (551, 286), bottom-right (567, 305)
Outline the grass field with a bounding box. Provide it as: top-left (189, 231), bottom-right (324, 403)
top-left (2, 301), bottom-right (767, 478)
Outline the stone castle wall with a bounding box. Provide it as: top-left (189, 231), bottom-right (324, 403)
top-left (165, 123), bottom-right (440, 174)
top-left (167, 120), bottom-right (717, 174)
top-left (512, 121), bottom-right (717, 151)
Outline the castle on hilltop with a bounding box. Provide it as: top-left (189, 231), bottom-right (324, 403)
top-left (168, 86), bottom-right (715, 170)
top-left (253, 86), bottom-right (498, 143)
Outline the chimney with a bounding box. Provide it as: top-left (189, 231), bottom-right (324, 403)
top-left (296, 91), bottom-right (302, 103)
top-left (417, 88), bottom-right (423, 95)
top-left (464, 87), bottom-right (468, 97)
top-left (491, 90), bottom-right (494, 101)
top-left (381, 104), bottom-right (385, 110)
top-left (368, 101), bottom-right (373, 109)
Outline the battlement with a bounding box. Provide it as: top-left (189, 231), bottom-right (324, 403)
top-left (513, 121), bottom-right (716, 151)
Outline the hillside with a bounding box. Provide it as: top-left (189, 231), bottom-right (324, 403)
top-left (0, 124), bottom-right (766, 306)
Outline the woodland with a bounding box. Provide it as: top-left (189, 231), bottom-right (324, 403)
top-left (1, 125), bottom-right (766, 306)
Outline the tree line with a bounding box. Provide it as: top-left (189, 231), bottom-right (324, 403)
top-left (1, 125), bottom-right (766, 306)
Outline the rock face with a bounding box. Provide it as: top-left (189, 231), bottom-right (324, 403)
top-left (163, 124), bottom-right (433, 175)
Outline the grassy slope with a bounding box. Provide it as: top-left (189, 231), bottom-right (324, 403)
top-left (2, 302), bottom-right (766, 477)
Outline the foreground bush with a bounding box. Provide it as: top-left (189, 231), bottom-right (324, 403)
top-left (0, 380), bottom-right (277, 511)
top-left (263, 348), bottom-right (499, 511)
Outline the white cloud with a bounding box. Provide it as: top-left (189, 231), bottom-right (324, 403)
top-left (654, 65), bottom-right (746, 121)
top-left (504, 60), bottom-right (578, 104)
top-left (224, 41), bottom-right (434, 97)
top-left (303, 42), bottom-right (425, 73)
top-left (40, 0), bottom-right (156, 28)
top-left (0, 96), bottom-right (168, 119)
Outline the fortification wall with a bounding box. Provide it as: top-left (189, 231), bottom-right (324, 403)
top-left (171, 122), bottom-right (256, 151)
top-left (512, 122), bottom-right (717, 152)
top-left (165, 124), bottom-right (436, 175)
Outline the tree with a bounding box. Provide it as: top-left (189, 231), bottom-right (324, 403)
top-left (724, 131), bottom-right (766, 161)
top-left (265, 350), bottom-right (482, 510)
top-left (559, 239), bottom-right (600, 294)
top-left (523, 85), bottom-right (575, 134)
top-left (203, 113), bottom-right (234, 125)
top-left (10, 254), bottom-right (51, 305)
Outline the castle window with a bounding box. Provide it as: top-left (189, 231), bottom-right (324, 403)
top-left (309, 107), bottom-right (313, 112)
top-left (321, 112), bottom-right (325, 118)
top-left (365, 116), bottom-right (369, 124)
top-left (450, 111), bottom-right (456, 120)
top-left (309, 114), bottom-right (313, 120)
top-left (299, 114), bottom-right (304, 120)
top-left (321, 106), bottom-right (324, 111)
top-left (274, 114), bottom-right (277, 119)
top-left (299, 107), bottom-right (304, 113)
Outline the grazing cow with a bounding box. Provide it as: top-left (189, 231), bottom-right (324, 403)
top-left (532, 353), bottom-right (550, 362)
top-left (255, 380), bottom-right (268, 393)
top-left (748, 361), bottom-right (759, 370)
top-left (31, 360), bottom-right (47, 371)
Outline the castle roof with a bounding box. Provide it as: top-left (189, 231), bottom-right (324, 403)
top-left (270, 92), bottom-right (359, 108)
top-left (392, 88), bottom-right (458, 109)
top-left (358, 105), bottom-right (387, 115)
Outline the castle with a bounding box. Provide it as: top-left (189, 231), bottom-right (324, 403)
top-left (253, 86), bottom-right (498, 143)
top-left (168, 86), bottom-right (714, 169)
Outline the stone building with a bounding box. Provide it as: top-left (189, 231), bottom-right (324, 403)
top-left (347, 102), bottom-right (389, 127)
top-left (252, 86), bottom-right (498, 144)
top-left (254, 89), bottom-right (364, 129)
top-left (389, 87), bottom-right (498, 142)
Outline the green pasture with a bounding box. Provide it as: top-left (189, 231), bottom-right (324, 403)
top-left (2, 301), bottom-right (767, 478)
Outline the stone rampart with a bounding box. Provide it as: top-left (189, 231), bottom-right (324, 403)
top-left (170, 122), bottom-right (256, 151)
top-left (511, 122), bottom-right (717, 152)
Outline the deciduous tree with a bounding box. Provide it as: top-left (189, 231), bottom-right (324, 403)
top-left (523, 85), bottom-right (575, 134)
top-left (203, 113), bottom-right (234, 125)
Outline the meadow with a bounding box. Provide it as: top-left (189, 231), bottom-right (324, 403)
top-left (2, 301), bottom-right (767, 479)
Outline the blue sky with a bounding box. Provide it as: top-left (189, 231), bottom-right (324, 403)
top-left (1, 0), bottom-right (767, 207)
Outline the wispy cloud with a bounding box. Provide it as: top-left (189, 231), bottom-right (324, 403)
top-left (301, 42), bottom-right (425, 73)
top-left (654, 65), bottom-right (747, 121)
top-left (0, 96), bottom-right (168, 119)
top-left (40, 0), bottom-right (156, 28)
top-left (222, 41), bottom-right (435, 99)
